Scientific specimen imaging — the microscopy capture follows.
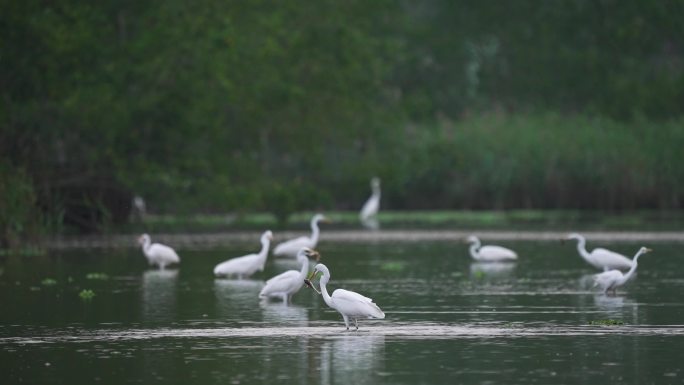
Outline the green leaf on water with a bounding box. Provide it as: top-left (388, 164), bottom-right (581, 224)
top-left (79, 289), bottom-right (96, 300)
top-left (380, 261), bottom-right (407, 272)
top-left (86, 273), bottom-right (109, 280)
top-left (590, 319), bottom-right (624, 326)
top-left (41, 278), bottom-right (57, 286)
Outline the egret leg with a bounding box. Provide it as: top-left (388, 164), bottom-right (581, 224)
top-left (354, 318), bottom-right (359, 331)
top-left (342, 315), bottom-right (350, 331)
top-left (282, 293), bottom-right (288, 303)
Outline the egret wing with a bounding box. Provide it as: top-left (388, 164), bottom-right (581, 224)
top-left (259, 270), bottom-right (300, 296)
top-left (273, 236), bottom-right (311, 256)
top-left (593, 269), bottom-right (622, 288)
top-left (214, 253), bottom-right (258, 275)
top-left (332, 289), bottom-right (385, 319)
top-left (149, 243), bottom-right (180, 262)
top-left (591, 248), bottom-right (632, 270)
top-left (478, 245), bottom-right (517, 261)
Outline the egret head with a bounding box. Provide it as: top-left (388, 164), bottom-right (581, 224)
top-left (466, 235), bottom-right (479, 244)
top-left (371, 177), bottom-right (381, 189)
top-left (304, 263), bottom-right (328, 294)
top-left (138, 234), bottom-right (150, 245)
top-left (297, 247), bottom-right (320, 262)
top-left (262, 230), bottom-right (274, 242)
top-left (565, 233), bottom-right (582, 241)
top-left (638, 247), bottom-right (652, 255)
top-left (312, 213), bottom-right (330, 224)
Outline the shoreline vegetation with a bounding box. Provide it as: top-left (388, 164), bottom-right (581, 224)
top-left (3, 2), bottom-right (683, 246)
top-left (2, 209), bottom-right (683, 254)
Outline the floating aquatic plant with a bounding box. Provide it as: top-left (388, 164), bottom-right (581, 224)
top-left (41, 278), bottom-right (57, 286)
top-left (380, 261), bottom-right (407, 272)
top-left (590, 319), bottom-right (624, 326)
top-left (79, 289), bottom-right (96, 300)
top-left (86, 273), bottom-right (109, 280)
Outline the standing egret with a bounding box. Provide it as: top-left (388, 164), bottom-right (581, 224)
top-left (259, 247), bottom-right (320, 302)
top-left (593, 247), bottom-right (651, 294)
top-left (466, 235), bottom-right (517, 262)
top-left (305, 263), bottom-right (385, 331)
top-left (359, 177), bottom-right (381, 222)
top-left (564, 233), bottom-right (632, 271)
top-left (214, 230), bottom-right (273, 278)
top-left (138, 234), bottom-right (180, 269)
top-left (273, 214), bottom-right (328, 257)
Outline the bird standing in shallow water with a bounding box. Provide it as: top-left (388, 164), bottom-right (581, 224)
top-left (138, 234), bottom-right (180, 270)
top-left (593, 246), bottom-right (651, 295)
top-left (273, 214), bottom-right (328, 257)
top-left (213, 230), bottom-right (273, 278)
top-left (305, 263), bottom-right (385, 331)
top-left (259, 247), bottom-right (320, 302)
top-left (359, 177), bottom-right (381, 222)
top-left (564, 233), bottom-right (632, 271)
top-left (466, 235), bottom-right (517, 262)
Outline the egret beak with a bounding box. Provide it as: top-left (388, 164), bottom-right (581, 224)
top-left (310, 250), bottom-right (320, 262)
top-left (307, 270), bottom-right (318, 281)
top-left (303, 279), bottom-right (321, 294)
top-left (645, 248), bottom-right (653, 253)
top-left (321, 217), bottom-right (332, 224)
top-left (304, 270), bottom-right (322, 294)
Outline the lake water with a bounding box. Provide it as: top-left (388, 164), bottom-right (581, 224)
top-left (1, 235), bottom-right (684, 384)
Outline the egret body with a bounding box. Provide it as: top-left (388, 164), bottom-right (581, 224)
top-left (359, 177), bottom-right (381, 222)
top-left (307, 263), bottom-right (385, 331)
top-left (259, 247), bottom-right (320, 302)
top-left (467, 235), bottom-right (517, 262)
top-left (593, 247), bottom-right (651, 294)
top-left (565, 233), bottom-right (632, 271)
top-left (273, 214), bottom-right (328, 257)
top-left (214, 230), bottom-right (273, 278)
top-left (138, 234), bottom-right (180, 269)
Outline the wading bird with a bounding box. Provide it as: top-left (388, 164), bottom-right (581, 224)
top-left (564, 233), bottom-right (632, 271)
top-left (466, 235), bottom-right (518, 262)
top-left (259, 247), bottom-right (320, 302)
top-left (273, 214), bottom-right (328, 257)
top-left (214, 230), bottom-right (273, 278)
top-left (593, 246), bottom-right (651, 295)
top-left (305, 263), bottom-right (385, 331)
top-left (138, 234), bottom-right (180, 269)
top-left (359, 177), bottom-right (381, 222)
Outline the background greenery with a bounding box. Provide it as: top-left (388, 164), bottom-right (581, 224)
top-left (2, 1), bottom-right (683, 240)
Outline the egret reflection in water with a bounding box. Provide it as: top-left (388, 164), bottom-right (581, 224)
top-left (260, 302), bottom-right (308, 325)
top-left (469, 262), bottom-right (516, 279)
top-left (214, 278), bottom-right (263, 318)
top-left (318, 334), bottom-right (385, 385)
top-left (361, 217), bottom-right (380, 230)
top-left (142, 269), bottom-right (178, 323)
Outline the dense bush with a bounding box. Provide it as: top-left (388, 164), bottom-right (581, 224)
top-left (1, 1), bottom-right (683, 234)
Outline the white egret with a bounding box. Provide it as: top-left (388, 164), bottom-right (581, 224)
top-left (305, 263), bottom-right (385, 331)
top-left (466, 235), bottom-right (517, 262)
top-left (564, 233), bottom-right (632, 271)
top-left (273, 214), bottom-right (328, 257)
top-left (593, 247), bottom-right (651, 294)
top-left (359, 177), bottom-right (381, 222)
top-left (138, 234), bottom-right (180, 269)
top-left (213, 230), bottom-right (273, 278)
top-left (259, 247), bottom-right (320, 302)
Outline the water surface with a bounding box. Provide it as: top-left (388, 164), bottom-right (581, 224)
top-left (1, 238), bottom-right (683, 384)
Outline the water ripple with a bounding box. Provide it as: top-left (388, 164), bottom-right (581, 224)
top-left (3, 323), bottom-right (684, 344)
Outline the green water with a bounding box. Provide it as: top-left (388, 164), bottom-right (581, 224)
top-left (1, 238), bottom-right (683, 384)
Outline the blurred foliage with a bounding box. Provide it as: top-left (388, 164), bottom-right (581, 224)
top-left (1, 0), bottom-right (684, 237)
